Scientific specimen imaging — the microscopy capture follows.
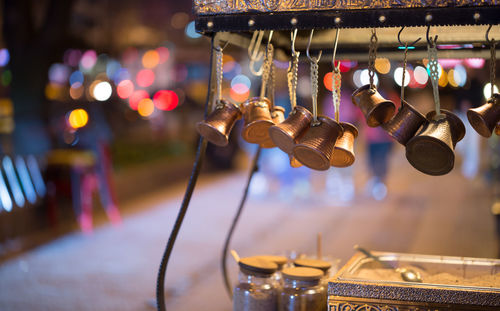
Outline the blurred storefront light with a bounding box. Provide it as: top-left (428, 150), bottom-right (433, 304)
top-left (129, 90), bottom-right (149, 110)
top-left (394, 67), bottom-right (410, 87)
top-left (68, 108), bottom-right (89, 129)
top-left (413, 66), bottom-right (428, 85)
top-left (185, 21), bottom-right (201, 39)
top-left (80, 50), bottom-right (97, 71)
top-left (136, 69), bottom-right (155, 87)
top-left (117, 80), bottom-right (135, 99)
top-left (142, 50), bottom-right (160, 69)
top-left (153, 90), bottom-right (178, 111)
top-left (69, 82), bottom-right (84, 100)
top-left (0, 49), bottom-right (10, 67)
top-left (93, 81), bottom-right (112, 101)
top-left (138, 98), bottom-right (155, 117)
top-left (483, 83), bottom-right (499, 100)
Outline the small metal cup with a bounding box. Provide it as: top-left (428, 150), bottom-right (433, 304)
top-left (289, 155), bottom-right (303, 168)
top-left (467, 93), bottom-right (500, 138)
top-left (405, 109), bottom-right (466, 176)
top-left (241, 97), bottom-right (274, 144)
top-left (268, 106), bottom-right (313, 154)
top-left (352, 85), bottom-right (396, 127)
top-left (260, 106), bottom-right (286, 149)
top-left (292, 116), bottom-right (343, 171)
top-left (196, 99), bottom-right (242, 147)
top-left (330, 122), bottom-right (358, 168)
top-left (382, 101), bottom-right (428, 146)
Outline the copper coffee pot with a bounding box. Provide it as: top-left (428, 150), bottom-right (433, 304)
top-left (383, 101), bottom-right (427, 146)
top-left (196, 99), bottom-right (242, 147)
top-left (268, 106), bottom-right (313, 154)
top-left (467, 93), bottom-right (500, 138)
top-left (241, 97), bottom-right (275, 145)
top-left (352, 85), bottom-right (396, 127)
top-left (330, 122), bottom-right (358, 168)
top-left (260, 106), bottom-right (286, 148)
top-left (293, 116), bottom-right (343, 171)
top-left (405, 110), bottom-right (465, 176)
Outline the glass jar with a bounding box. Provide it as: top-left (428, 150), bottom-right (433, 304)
top-left (279, 267), bottom-right (327, 311)
top-left (257, 255), bottom-right (288, 285)
top-left (293, 258), bottom-right (332, 283)
top-left (233, 257), bottom-right (279, 311)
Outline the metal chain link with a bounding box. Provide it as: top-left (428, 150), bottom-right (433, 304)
top-left (268, 62), bottom-right (276, 110)
top-left (368, 29), bottom-right (378, 91)
top-left (260, 43), bottom-right (274, 98)
top-left (215, 47), bottom-right (224, 107)
top-left (332, 65), bottom-right (341, 122)
top-left (401, 43), bottom-right (408, 104)
top-left (310, 57), bottom-right (320, 125)
top-left (491, 39), bottom-right (496, 97)
top-left (427, 39), bottom-right (441, 117)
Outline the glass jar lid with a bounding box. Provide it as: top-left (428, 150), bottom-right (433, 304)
top-left (256, 255), bottom-right (288, 268)
top-left (239, 256), bottom-right (278, 275)
top-left (282, 267), bottom-right (323, 281)
top-left (294, 258), bottom-right (332, 272)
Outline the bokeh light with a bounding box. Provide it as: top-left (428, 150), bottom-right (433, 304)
top-left (156, 47), bottom-right (170, 64)
top-left (448, 69), bottom-right (458, 87)
top-left (171, 12), bottom-right (189, 29)
top-left (483, 83), bottom-right (499, 100)
top-left (69, 71), bottom-right (84, 85)
top-left (453, 64), bottom-right (467, 87)
top-left (80, 50), bottom-right (97, 71)
top-left (1, 70), bottom-right (12, 86)
top-left (0, 49), bottom-right (10, 67)
top-left (136, 69), bottom-right (155, 87)
top-left (93, 81), bottom-right (112, 101)
top-left (142, 50), bottom-right (160, 68)
top-left (438, 70), bottom-right (448, 87)
top-left (353, 70), bottom-right (362, 88)
top-left (394, 67), bottom-right (410, 87)
top-left (231, 75), bottom-right (251, 92)
top-left (185, 21), bottom-right (201, 39)
top-left (439, 59), bottom-right (462, 69)
top-left (323, 72), bottom-right (333, 91)
top-left (375, 58), bottom-right (391, 74)
top-left (230, 88), bottom-right (250, 103)
top-left (114, 68), bottom-right (131, 84)
top-left (413, 66), bottom-right (429, 85)
top-left (122, 47), bottom-right (138, 65)
top-left (153, 90), bottom-right (178, 111)
top-left (117, 80), bottom-right (134, 99)
top-left (69, 82), bottom-right (84, 100)
top-left (64, 49), bottom-right (82, 67)
top-left (464, 58), bottom-right (485, 69)
top-left (68, 109), bottom-right (89, 129)
top-left (129, 90), bottom-right (149, 110)
top-left (49, 63), bottom-right (70, 85)
top-left (106, 60), bottom-right (121, 81)
top-left (138, 98), bottom-right (155, 117)
top-left (45, 83), bottom-right (63, 100)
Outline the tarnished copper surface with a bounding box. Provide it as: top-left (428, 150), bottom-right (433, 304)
top-left (195, 99), bottom-right (241, 147)
top-left (268, 106), bottom-right (313, 154)
top-left (194, 0), bottom-right (497, 14)
top-left (330, 122), bottom-right (358, 168)
top-left (289, 155), bottom-right (303, 168)
top-left (241, 97), bottom-right (274, 144)
top-left (352, 85), bottom-right (396, 127)
top-left (405, 110), bottom-right (465, 176)
top-left (467, 93), bottom-right (500, 138)
top-left (292, 116), bottom-right (342, 171)
top-left (260, 106), bottom-right (285, 148)
top-left (382, 101), bottom-right (427, 146)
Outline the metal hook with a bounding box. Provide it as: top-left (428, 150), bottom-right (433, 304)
top-left (486, 25), bottom-right (497, 45)
top-left (306, 29), bottom-right (322, 62)
top-left (248, 31), bottom-right (265, 62)
top-left (426, 25), bottom-right (438, 47)
top-left (214, 40), bottom-right (229, 52)
top-left (290, 29), bottom-right (298, 56)
top-left (332, 28), bottom-right (340, 71)
top-left (398, 26), bottom-right (421, 48)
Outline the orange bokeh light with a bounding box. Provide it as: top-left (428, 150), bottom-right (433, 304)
top-left (138, 98), bottom-right (155, 117)
top-left (142, 50), bottom-right (160, 68)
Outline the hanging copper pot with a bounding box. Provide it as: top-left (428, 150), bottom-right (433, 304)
top-left (196, 99), bottom-right (242, 147)
top-left (330, 122), bottom-right (358, 168)
top-left (241, 97), bottom-right (274, 144)
top-left (405, 109), bottom-right (466, 176)
top-left (467, 93), bottom-right (500, 138)
top-left (268, 106), bottom-right (313, 154)
top-left (382, 101), bottom-right (428, 146)
top-left (260, 106), bottom-right (286, 148)
top-left (292, 116), bottom-right (342, 171)
top-left (352, 85), bottom-right (396, 127)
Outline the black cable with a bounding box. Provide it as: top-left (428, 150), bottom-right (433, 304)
top-left (221, 146), bottom-right (262, 299)
top-left (156, 35), bottom-right (215, 311)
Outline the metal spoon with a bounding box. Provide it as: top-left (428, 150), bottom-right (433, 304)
top-left (354, 245), bottom-right (422, 283)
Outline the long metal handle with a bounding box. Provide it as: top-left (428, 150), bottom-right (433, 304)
top-left (354, 245), bottom-right (394, 269)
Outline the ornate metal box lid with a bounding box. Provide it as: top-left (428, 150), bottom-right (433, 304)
top-left (329, 251), bottom-right (500, 307)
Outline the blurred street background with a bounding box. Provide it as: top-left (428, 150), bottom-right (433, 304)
top-left (0, 1), bottom-right (498, 310)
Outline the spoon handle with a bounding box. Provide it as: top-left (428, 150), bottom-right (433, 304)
top-left (354, 245), bottom-right (395, 269)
